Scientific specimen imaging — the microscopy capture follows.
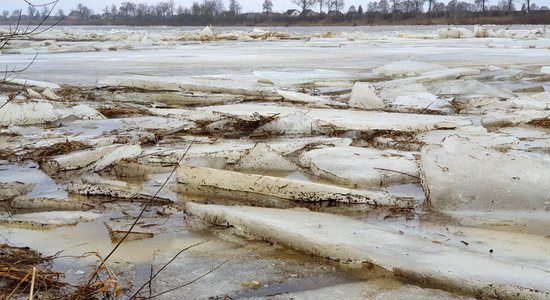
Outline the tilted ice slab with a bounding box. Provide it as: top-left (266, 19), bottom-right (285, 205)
top-left (0, 100), bottom-right (104, 127)
top-left (420, 136), bottom-right (550, 211)
top-left (349, 82), bottom-right (450, 113)
top-left (428, 80), bottom-right (516, 98)
top-left (97, 75), bottom-right (278, 96)
top-left (141, 137), bottom-right (351, 168)
top-left (234, 143), bottom-right (297, 172)
top-left (373, 60), bottom-right (446, 78)
top-left (254, 70), bottom-right (363, 87)
top-left (177, 166), bottom-right (413, 207)
top-left (417, 128), bottom-right (519, 151)
top-left (187, 204), bottom-right (550, 299)
top-left (473, 25), bottom-right (549, 39)
top-left (459, 93), bottom-right (550, 114)
top-left (254, 112), bottom-right (320, 136)
top-left (52, 117), bottom-right (192, 140)
top-left (0, 211), bottom-right (101, 229)
top-left (499, 126), bottom-right (550, 153)
top-left (263, 282), bottom-right (470, 300)
top-left (276, 90), bottom-right (336, 107)
top-left (395, 68), bottom-right (481, 85)
top-left (481, 110), bottom-right (550, 128)
top-left (200, 104), bottom-right (472, 133)
top-left (437, 27), bottom-right (474, 39)
top-left (42, 144), bottom-right (142, 173)
top-left (5, 78), bottom-right (61, 90)
top-left (299, 146), bottom-right (419, 188)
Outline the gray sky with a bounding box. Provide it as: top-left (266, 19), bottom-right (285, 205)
top-left (2, 0), bottom-right (549, 14)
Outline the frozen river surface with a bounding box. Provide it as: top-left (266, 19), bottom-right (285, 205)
top-left (0, 25), bottom-right (550, 299)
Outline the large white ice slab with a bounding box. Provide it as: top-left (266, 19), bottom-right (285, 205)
top-left (187, 204), bottom-right (550, 299)
top-left (200, 104), bottom-right (472, 133)
top-left (0, 211), bottom-right (101, 229)
top-left (0, 100), bottom-right (104, 127)
top-left (254, 70), bottom-right (361, 87)
top-left (429, 80), bottom-right (516, 98)
top-left (97, 74), bottom-right (277, 96)
top-left (177, 166), bottom-right (412, 206)
top-left (373, 60), bottom-right (446, 77)
top-left (420, 136), bottom-right (550, 211)
top-left (481, 110), bottom-right (550, 128)
top-left (300, 146), bottom-right (419, 188)
top-left (42, 144), bottom-right (141, 173)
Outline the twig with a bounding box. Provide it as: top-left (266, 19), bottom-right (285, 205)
top-left (373, 167), bottom-right (420, 179)
top-left (145, 260), bottom-right (230, 299)
top-left (129, 240), bottom-right (209, 299)
top-left (82, 138), bottom-right (196, 290)
top-left (6, 269), bottom-right (32, 300)
top-left (28, 267), bottom-right (36, 300)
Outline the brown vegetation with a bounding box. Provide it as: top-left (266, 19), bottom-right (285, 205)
top-left (30, 141), bottom-right (90, 162)
top-left (0, 244), bottom-right (65, 298)
top-left (529, 118), bottom-right (550, 128)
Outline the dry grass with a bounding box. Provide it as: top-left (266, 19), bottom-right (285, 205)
top-left (529, 118), bottom-right (550, 128)
top-left (0, 244), bottom-right (66, 298)
top-left (30, 141), bottom-right (90, 162)
top-left (0, 149), bottom-right (16, 160)
top-left (97, 106), bottom-right (150, 118)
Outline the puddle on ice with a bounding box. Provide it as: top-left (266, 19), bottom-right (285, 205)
top-left (0, 161), bottom-right (67, 199)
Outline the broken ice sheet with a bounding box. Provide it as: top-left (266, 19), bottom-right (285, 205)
top-left (0, 100), bottom-right (104, 127)
top-left (299, 146), bottom-right (419, 189)
top-left (97, 74), bottom-right (278, 97)
top-left (254, 69), bottom-right (364, 87)
top-left (41, 144), bottom-right (142, 173)
top-left (177, 166), bottom-right (413, 207)
top-left (373, 60), bottom-right (447, 78)
top-left (187, 203), bottom-right (550, 299)
top-left (420, 136), bottom-right (550, 211)
top-left (0, 211), bottom-right (101, 229)
top-left (200, 103), bottom-right (472, 133)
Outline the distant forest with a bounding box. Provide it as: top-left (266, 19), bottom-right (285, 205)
top-left (1, 0), bottom-right (549, 26)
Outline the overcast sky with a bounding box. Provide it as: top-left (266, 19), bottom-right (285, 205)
top-left (2, 0), bottom-right (549, 14)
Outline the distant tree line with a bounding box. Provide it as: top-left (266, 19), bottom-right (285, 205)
top-left (1, 0), bottom-right (548, 25)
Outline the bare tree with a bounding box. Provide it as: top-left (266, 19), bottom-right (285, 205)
top-left (2, 10), bottom-right (9, 18)
top-left (507, 0), bottom-right (516, 10)
top-left (292, 0), bottom-right (318, 12)
top-left (328, 0), bottom-right (345, 11)
top-left (428, 0), bottom-right (434, 14)
top-left (263, 0), bottom-right (273, 13)
top-left (390, 0), bottom-right (401, 13)
top-left (1, 0), bottom-right (60, 102)
top-left (27, 6), bottom-right (37, 18)
top-left (318, 0), bottom-right (325, 13)
top-left (119, 2), bottom-right (137, 18)
top-left (474, 0), bottom-right (487, 11)
top-left (379, 0), bottom-right (390, 13)
top-left (229, 0), bottom-right (242, 15)
top-left (412, 0), bottom-right (426, 14)
top-left (75, 3), bottom-right (93, 19)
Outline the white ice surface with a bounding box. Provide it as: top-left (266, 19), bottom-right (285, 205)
top-left (187, 204), bottom-right (550, 299)
top-left (200, 103), bottom-right (472, 132)
top-left (300, 146), bottom-right (419, 188)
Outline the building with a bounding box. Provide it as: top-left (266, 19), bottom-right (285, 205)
top-left (67, 11), bottom-right (82, 20)
top-left (301, 9), bottom-right (319, 17)
top-left (284, 9), bottom-right (300, 17)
